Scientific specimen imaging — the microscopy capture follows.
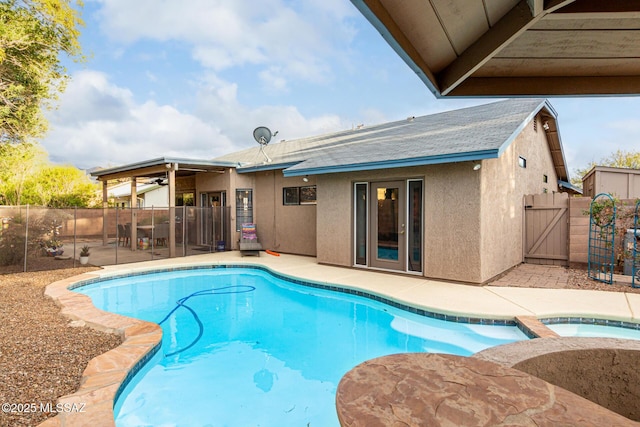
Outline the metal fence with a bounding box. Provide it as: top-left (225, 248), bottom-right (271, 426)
top-left (0, 206), bottom-right (232, 273)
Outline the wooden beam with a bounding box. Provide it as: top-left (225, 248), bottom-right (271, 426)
top-left (359, 0), bottom-right (440, 95)
top-left (446, 75), bottom-right (640, 96)
top-left (130, 178), bottom-right (137, 252)
top-left (102, 181), bottom-right (108, 246)
top-left (168, 165), bottom-right (176, 258)
top-left (528, 0), bottom-right (544, 16)
top-left (96, 164), bottom-right (171, 181)
top-left (438, 0), bottom-right (576, 95)
top-left (551, 0), bottom-right (640, 15)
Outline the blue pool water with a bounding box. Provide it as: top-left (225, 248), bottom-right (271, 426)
top-left (76, 267), bottom-right (528, 426)
top-left (547, 323), bottom-right (640, 340)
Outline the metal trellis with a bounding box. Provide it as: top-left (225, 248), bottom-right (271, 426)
top-left (633, 200), bottom-right (640, 288)
top-left (588, 193), bottom-right (616, 284)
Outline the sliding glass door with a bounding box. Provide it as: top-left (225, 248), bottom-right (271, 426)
top-left (354, 179), bottom-right (423, 273)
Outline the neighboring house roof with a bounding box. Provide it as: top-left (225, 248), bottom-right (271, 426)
top-left (558, 180), bottom-right (582, 195)
top-left (215, 98), bottom-right (569, 181)
top-left (350, 1), bottom-right (640, 97)
top-left (107, 181), bottom-right (164, 198)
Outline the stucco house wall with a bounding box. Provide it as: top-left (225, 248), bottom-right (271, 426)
top-left (250, 171), bottom-right (317, 256)
top-left (315, 164), bottom-right (484, 283)
top-left (315, 116), bottom-right (560, 284)
top-left (479, 115), bottom-right (560, 282)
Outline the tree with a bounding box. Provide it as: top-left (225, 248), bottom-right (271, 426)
top-left (0, 142), bottom-right (47, 205)
top-left (0, 0), bottom-right (84, 143)
top-left (0, 142), bottom-right (98, 207)
top-left (23, 164), bottom-right (99, 207)
top-left (571, 149), bottom-right (640, 188)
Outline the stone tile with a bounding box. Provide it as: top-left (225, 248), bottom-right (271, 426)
top-left (336, 353), bottom-right (635, 427)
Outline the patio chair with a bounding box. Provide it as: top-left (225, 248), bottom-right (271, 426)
top-left (118, 224), bottom-right (131, 247)
top-left (154, 223), bottom-right (169, 247)
top-left (239, 223), bottom-right (262, 256)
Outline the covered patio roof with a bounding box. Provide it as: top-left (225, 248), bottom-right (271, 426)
top-left (91, 157), bottom-right (236, 258)
top-left (351, 0), bottom-right (640, 97)
top-left (90, 157), bottom-right (236, 181)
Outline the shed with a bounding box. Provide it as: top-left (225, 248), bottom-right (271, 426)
top-left (582, 166), bottom-right (640, 199)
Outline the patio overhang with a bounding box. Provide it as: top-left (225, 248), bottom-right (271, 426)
top-left (350, 0), bottom-right (640, 97)
top-left (90, 157), bottom-right (236, 181)
top-left (91, 157), bottom-right (236, 258)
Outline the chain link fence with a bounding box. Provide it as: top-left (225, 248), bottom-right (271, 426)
top-left (0, 206), bottom-right (232, 274)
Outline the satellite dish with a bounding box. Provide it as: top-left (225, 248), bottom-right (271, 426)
top-left (253, 127), bottom-right (272, 146)
top-left (253, 126), bottom-right (275, 163)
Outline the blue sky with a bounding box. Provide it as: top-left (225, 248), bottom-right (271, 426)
top-left (43, 0), bottom-right (640, 179)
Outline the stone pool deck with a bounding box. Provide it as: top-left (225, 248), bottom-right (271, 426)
top-left (42, 252), bottom-right (640, 426)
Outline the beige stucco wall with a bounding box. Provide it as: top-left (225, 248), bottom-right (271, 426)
top-left (479, 115), bottom-right (559, 282)
top-left (253, 171), bottom-right (317, 256)
top-left (315, 165), bottom-right (484, 283)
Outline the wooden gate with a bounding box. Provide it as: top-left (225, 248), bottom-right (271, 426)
top-left (523, 193), bottom-right (569, 266)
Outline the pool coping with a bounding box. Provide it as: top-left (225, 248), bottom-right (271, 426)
top-left (39, 254), bottom-right (640, 426)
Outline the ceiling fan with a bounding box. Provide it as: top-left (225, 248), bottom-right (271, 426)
top-left (146, 177), bottom-right (168, 186)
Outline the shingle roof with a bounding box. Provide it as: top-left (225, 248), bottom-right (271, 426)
top-left (213, 98), bottom-right (561, 176)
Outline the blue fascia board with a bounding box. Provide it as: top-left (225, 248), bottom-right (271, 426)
top-left (237, 161), bottom-right (302, 174)
top-left (282, 150), bottom-right (499, 177)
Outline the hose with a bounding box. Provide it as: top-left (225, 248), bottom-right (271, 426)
top-left (158, 285), bottom-right (256, 357)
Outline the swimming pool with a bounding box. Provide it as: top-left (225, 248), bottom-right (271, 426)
top-left (546, 323), bottom-right (640, 340)
top-left (76, 267), bottom-right (528, 426)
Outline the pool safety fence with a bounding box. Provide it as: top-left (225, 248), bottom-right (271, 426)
top-left (0, 205), bottom-right (232, 273)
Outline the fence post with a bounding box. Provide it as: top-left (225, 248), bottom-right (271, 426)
top-left (182, 205), bottom-right (186, 257)
top-left (73, 206), bottom-right (77, 268)
top-left (115, 206), bottom-right (118, 265)
top-left (23, 205), bottom-right (29, 273)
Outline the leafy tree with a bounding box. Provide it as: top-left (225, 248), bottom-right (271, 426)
top-left (571, 149), bottom-right (640, 188)
top-left (0, 142), bottom-right (98, 207)
top-left (23, 164), bottom-right (99, 207)
top-left (0, 0), bottom-right (84, 143)
top-left (0, 142), bottom-right (47, 205)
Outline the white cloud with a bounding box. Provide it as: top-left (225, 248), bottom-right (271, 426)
top-left (192, 72), bottom-right (348, 147)
top-left (43, 69), bottom-right (351, 169)
top-left (92, 0), bottom-right (358, 89)
top-left (44, 70), bottom-right (234, 168)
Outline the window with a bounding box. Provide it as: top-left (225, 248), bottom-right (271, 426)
top-left (518, 156), bottom-right (527, 168)
top-left (283, 185), bottom-right (316, 205)
top-left (300, 186), bottom-right (317, 204)
top-left (354, 183), bottom-right (368, 266)
top-left (543, 174), bottom-right (548, 183)
top-left (235, 189), bottom-right (253, 231)
top-left (283, 187), bottom-right (300, 205)
top-left (176, 192), bottom-right (194, 206)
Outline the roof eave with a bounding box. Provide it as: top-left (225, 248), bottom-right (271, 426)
top-left (282, 150), bottom-right (500, 177)
top-left (237, 161), bottom-right (303, 174)
top-left (91, 157), bottom-right (237, 178)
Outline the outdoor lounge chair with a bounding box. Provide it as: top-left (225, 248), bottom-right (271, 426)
top-left (240, 223), bottom-right (262, 256)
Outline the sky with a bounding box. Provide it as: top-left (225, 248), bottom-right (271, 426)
top-left (42, 0), bottom-right (640, 179)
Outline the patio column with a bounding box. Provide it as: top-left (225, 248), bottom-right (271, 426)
top-left (102, 180), bottom-right (108, 246)
top-left (130, 177), bottom-right (137, 251)
top-left (168, 164), bottom-right (176, 258)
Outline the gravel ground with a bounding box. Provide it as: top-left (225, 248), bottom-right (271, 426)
top-left (566, 268), bottom-right (640, 294)
top-left (0, 262), bottom-right (637, 426)
top-left (0, 266), bottom-right (122, 427)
